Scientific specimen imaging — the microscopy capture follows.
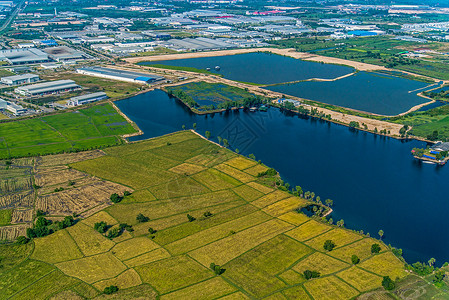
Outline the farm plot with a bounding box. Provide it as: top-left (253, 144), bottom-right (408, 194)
top-left (36, 150), bottom-right (105, 167)
top-left (11, 208), bottom-right (33, 223)
top-left (303, 275), bottom-right (359, 300)
top-left (0, 104), bottom-right (136, 159)
top-left (0, 176), bottom-right (32, 194)
top-left (262, 197), bottom-right (308, 217)
top-left (251, 190), bottom-right (291, 208)
top-left (36, 180), bottom-right (128, 216)
top-left (191, 169), bottom-right (241, 191)
top-left (93, 269), bottom-right (142, 291)
top-left (0, 190), bottom-right (34, 209)
top-left (189, 219), bottom-right (294, 266)
top-left (292, 252), bottom-right (350, 276)
top-left (0, 223), bottom-right (30, 240)
top-left (358, 252), bottom-right (408, 280)
top-left (34, 168), bottom-right (88, 187)
top-left (11, 269), bottom-right (80, 300)
top-left (165, 211), bottom-right (272, 255)
top-left (148, 176), bottom-right (211, 200)
top-left (224, 156), bottom-right (257, 170)
top-left (110, 237), bottom-right (160, 261)
top-left (135, 255), bottom-right (213, 294)
top-left (123, 248), bottom-right (171, 268)
top-left (56, 252), bottom-right (127, 284)
top-left (186, 150), bottom-right (235, 168)
top-left (66, 223), bottom-right (115, 256)
top-left (286, 220), bottom-right (332, 242)
top-left (32, 229), bottom-right (83, 264)
top-left (328, 238), bottom-right (386, 263)
top-left (336, 266), bottom-right (383, 292)
top-left (232, 184), bottom-right (264, 202)
top-left (160, 277), bottom-right (236, 300)
top-left (214, 163), bottom-right (255, 183)
top-left (305, 228), bottom-right (363, 251)
top-left (223, 235), bottom-right (313, 298)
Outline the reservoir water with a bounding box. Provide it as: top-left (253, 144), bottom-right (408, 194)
top-left (116, 89), bottom-right (449, 265)
top-left (140, 52), bottom-right (354, 84)
top-left (141, 52), bottom-right (432, 115)
top-left (266, 72), bottom-right (430, 115)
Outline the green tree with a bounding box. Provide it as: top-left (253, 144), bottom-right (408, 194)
top-left (94, 221), bottom-right (108, 233)
top-left (205, 131), bottom-right (211, 139)
top-left (428, 258), bottom-right (436, 267)
top-left (382, 276), bottom-right (395, 290)
top-left (193, 123), bottom-right (197, 130)
top-left (110, 193), bottom-right (123, 203)
top-left (223, 139), bottom-right (229, 147)
top-left (323, 240), bottom-right (336, 251)
top-left (378, 230), bottom-right (384, 240)
top-left (148, 227), bottom-right (156, 234)
top-left (351, 254), bottom-right (360, 264)
top-left (371, 243), bottom-right (381, 254)
top-left (187, 214), bottom-right (196, 222)
top-left (248, 154), bottom-right (256, 160)
top-left (182, 124), bottom-right (186, 130)
top-left (217, 136), bottom-right (222, 145)
top-left (434, 269), bottom-right (445, 284)
top-left (325, 199), bottom-right (333, 206)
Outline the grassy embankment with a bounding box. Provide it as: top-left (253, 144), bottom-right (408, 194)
top-left (390, 105), bottom-right (449, 141)
top-left (271, 36), bottom-right (449, 81)
top-left (165, 81), bottom-right (268, 113)
top-left (148, 64), bottom-right (220, 76)
top-left (0, 103), bottom-right (137, 159)
top-left (0, 131), bottom-right (418, 299)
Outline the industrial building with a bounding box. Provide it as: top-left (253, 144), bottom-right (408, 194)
top-left (0, 48), bottom-right (49, 65)
top-left (15, 80), bottom-right (80, 96)
top-left (76, 67), bottom-right (164, 84)
top-left (68, 92), bottom-right (108, 106)
top-left (0, 98), bottom-right (7, 109)
top-left (43, 46), bottom-right (90, 62)
top-left (6, 102), bottom-right (26, 116)
top-left (1, 74), bottom-right (39, 85)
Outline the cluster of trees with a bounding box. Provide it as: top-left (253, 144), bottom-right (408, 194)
top-left (27, 214), bottom-right (77, 239)
top-left (110, 191), bottom-right (131, 204)
top-left (381, 55), bottom-right (418, 68)
top-left (303, 270), bottom-right (320, 280)
top-left (94, 221), bottom-right (133, 239)
top-left (427, 130), bottom-right (439, 141)
top-left (210, 263), bottom-right (225, 275)
top-left (166, 89), bottom-right (199, 108)
top-left (216, 95), bottom-right (265, 111)
top-left (371, 243), bottom-right (381, 254)
top-left (399, 125), bottom-right (409, 137)
top-left (257, 168), bottom-right (277, 177)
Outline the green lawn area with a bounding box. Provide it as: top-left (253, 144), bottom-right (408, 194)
top-left (0, 103), bottom-right (137, 159)
top-left (390, 104), bottom-right (449, 141)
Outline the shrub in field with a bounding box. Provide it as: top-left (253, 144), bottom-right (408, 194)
top-left (303, 270), bottom-right (320, 280)
top-left (351, 254), bottom-right (360, 265)
top-left (371, 243), bottom-right (381, 254)
top-left (382, 276), bottom-right (395, 290)
top-left (148, 227), bottom-right (157, 234)
top-left (203, 211), bottom-right (213, 218)
top-left (104, 285), bottom-right (119, 294)
top-left (136, 213), bottom-right (149, 223)
top-left (210, 263), bottom-right (225, 275)
top-left (323, 240), bottom-right (336, 251)
top-left (187, 214), bottom-right (196, 222)
top-left (110, 193), bottom-right (123, 203)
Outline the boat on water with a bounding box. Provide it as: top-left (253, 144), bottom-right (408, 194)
top-left (206, 67), bottom-right (211, 71)
top-left (215, 66), bottom-right (221, 71)
top-left (249, 107), bottom-right (257, 112)
top-left (259, 105), bottom-right (268, 112)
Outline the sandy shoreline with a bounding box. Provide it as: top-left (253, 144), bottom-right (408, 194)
top-left (124, 47), bottom-right (387, 72)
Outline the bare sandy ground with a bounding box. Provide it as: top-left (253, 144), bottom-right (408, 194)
top-left (124, 47), bottom-right (387, 72)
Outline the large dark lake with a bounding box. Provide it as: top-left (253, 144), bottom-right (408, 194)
top-left (140, 52), bottom-right (354, 84)
top-left (141, 52), bottom-right (433, 115)
top-left (117, 89), bottom-right (449, 266)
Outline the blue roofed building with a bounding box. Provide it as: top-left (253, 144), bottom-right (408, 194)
top-left (76, 66), bottom-right (165, 84)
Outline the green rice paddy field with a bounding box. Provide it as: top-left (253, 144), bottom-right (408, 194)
top-left (0, 103), bottom-right (137, 159)
top-left (0, 131), bottom-right (423, 299)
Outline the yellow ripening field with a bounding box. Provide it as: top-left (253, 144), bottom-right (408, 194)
top-left (292, 252), bottom-right (350, 276)
top-left (56, 252), bottom-right (127, 284)
top-left (31, 229), bottom-right (83, 264)
top-left (0, 130), bottom-right (413, 299)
